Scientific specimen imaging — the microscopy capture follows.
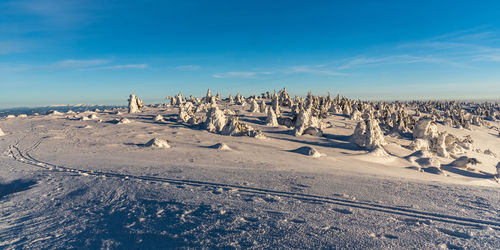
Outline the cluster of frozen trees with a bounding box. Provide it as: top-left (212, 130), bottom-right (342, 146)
top-left (119, 89), bottom-right (500, 173)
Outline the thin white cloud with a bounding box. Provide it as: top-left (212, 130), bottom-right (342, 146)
top-left (101, 64), bottom-right (148, 70)
top-left (80, 64), bottom-right (149, 71)
top-left (288, 66), bottom-right (347, 76)
top-left (474, 54), bottom-right (500, 62)
top-left (176, 65), bottom-right (201, 71)
top-left (337, 54), bottom-right (471, 70)
top-left (51, 59), bottom-right (110, 69)
top-left (0, 59), bottom-right (148, 72)
top-left (213, 72), bottom-right (257, 78)
top-left (338, 57), bottom-right (387, 70)
top-left (394, 28), bottom-right (500, 65)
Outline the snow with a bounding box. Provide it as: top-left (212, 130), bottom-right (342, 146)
top-left (144, 138), bottom-right (171, 148)
top-left (265, 107), bottom-right (279, 127)
top-left (0, 93), bottom-right (499, 249)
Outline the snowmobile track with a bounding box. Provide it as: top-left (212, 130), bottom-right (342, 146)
top-left (8, 138), bottom-right (500, 231)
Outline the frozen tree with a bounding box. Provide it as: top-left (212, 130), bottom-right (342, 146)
top-left (351, 117), bottom-right (386, 151)
top-left (128, 93), bottom-right (141, 113)
top-left (250, 99), bottom-right (259, 113)
top-left (204, 107), bottom-right (226, 133)
top-left (265, 107), bottom-right (279, 127)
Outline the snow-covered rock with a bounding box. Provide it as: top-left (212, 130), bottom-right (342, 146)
top-left (292, 146), bottom-right (323, 158)
top-left (213, 143), bottom-right (231, 151)
top-left (302, 127), bottom-right (323, 137)
top-left (144, 138), bottom-right (171, 148)
top-left (450, 156), bottom-right (480, 170)
top-left (118, 118), bottom-right (132, 124)
top-left (154, 114), bottom-right (164, 122)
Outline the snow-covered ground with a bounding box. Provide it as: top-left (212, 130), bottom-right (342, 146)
top-left (0, 98), bottom-right (499, 249)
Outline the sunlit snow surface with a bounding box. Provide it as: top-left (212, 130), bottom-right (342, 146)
top-left (1, 99), bottom-right (499, 249)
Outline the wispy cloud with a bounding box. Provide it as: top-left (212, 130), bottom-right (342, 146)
top-left (213, 72), bottom-right (257, 78)
top-left (337, 55), bottom-right (470, 70)
top-left (51, 59), bottom-right (110, 69)
top-left (0, 59), bottom-right (148, 72)
top-left (395, 27), bottom-right (500, 65)
top-left (288, 65), bottom-right (347, 76)
top-left (82, 64), bottom-right (149, 71)
top-left (176, 65), bottom-right (201, 71)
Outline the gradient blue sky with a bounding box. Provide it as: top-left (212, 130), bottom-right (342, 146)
top-left (1, 0), bottom-right (500, 107)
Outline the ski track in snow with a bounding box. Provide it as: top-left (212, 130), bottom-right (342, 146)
top-left (8, 135), bottom-right (500, 232)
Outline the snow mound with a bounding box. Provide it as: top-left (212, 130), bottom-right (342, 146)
top-left (81, 114), bottom-right (99, 120)
top-left (405, 150), bottom-right (432, 162)
top-left (144, 138), bottom-right (171, 148)
top-left (302, 127), bottom-right (323, 136)
top-left (212, 143), bottom-right (231, 151)
top-left (47, 110), bottom-right (63, 116)
top-left (422, 166), bottom-right (445, 175)
top-left (118, 118), bottom-right (132, 124)
top-left (365, 146), bottom-right (388, 156)
top-left (153, 114), bottom-right (164, 122)
top-left (292, 146), bottom-right (323, 158)
top-left (409, 139), bottom-right (430, 152)
top-left (450, 156), bottom-right (480, 169)
top-left (415, 157), bottom-right (442, 174)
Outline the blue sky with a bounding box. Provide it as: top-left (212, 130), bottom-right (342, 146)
top-left (1, 0), bottom-right (500, 107)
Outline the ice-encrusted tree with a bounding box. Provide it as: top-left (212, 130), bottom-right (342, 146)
top-left (265, 107), bottom-right (279, 127)
top-left (351, 116), bottom-right (387, 151)
top-left (204, 107), bottom-right (226, 133)
top-left (128, 93), bottom-right (142, 113)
